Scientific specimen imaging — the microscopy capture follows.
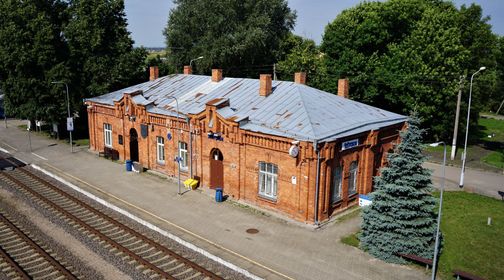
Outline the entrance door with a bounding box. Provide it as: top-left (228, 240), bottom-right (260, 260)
top-left (129, 128), bottom-right (139, 162)
top-left (209, 149), bottom-right (223, 189)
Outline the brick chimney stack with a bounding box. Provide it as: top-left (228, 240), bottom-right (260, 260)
top-left (183, 65), bottom-right (192, 75)
top-left (294, 72), bottom-right (306, 85)
top-left (149, 66), bottom-right (159, 81)
top-left (212, 69), bottom-right (223, 82)
top-left (338, 78), bottom-right (349, 98)
top-left (259, 74), bottom-right (272, 97)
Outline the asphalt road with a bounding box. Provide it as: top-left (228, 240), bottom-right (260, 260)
top-left (426, 162), bottom-right (503, 199)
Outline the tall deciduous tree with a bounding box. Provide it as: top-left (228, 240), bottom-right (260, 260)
top-left (64, 0), bottom-right (147, 101)
top-left (276, 34), bottom-right (325, 87)
top-left (0, 0), bottom-right (69, 122)
top-left (163, 0), bottom-right (296, 77)
top-left (360, 114), bottom-right (437, 263)
top-left (320, 0), bottom-right (498, 139)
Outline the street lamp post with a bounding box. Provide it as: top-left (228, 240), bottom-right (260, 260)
top-left (51, 81), bottom-right (72, 152)
top-left (459, 67), bottom-right (485, 188)
top-left (430, 141), bottom-right (446, 280)
top-left (167, 96), bottom-right (181, 195)
top-left (189, 56), bottom-right (204, 69)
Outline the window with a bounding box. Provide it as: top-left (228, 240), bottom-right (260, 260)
top-left (104, 123), bottom-right (112, 147)
top-left (258, 162), bottom-right (278, 200)
top-left (178, 142), bottom-right (188, 169)
top-left (349, 161), bottom-right (358, 196)
top-left (156, 137), bottom-right (165, 163)
top-left (331, 166), bottom-right (343, 204)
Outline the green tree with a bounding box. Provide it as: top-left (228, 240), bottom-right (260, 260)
top-left (64, 0), bottom-right (147, 101)
top-left (0, 0), bottom-right (69, 122)
top-left (320, 0), bottom-right (499, 139)
top-left (276, 34), bottom-right (325, 87)
top-left (163, 0), bottom-right (296, 77)
top-left (360, 114), bottom-right (437, 263)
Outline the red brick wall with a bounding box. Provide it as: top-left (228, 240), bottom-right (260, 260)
top-left (86, 99), bottom-right (403, 224)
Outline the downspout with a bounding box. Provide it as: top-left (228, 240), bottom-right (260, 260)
top-left (189, 122), bottom-right (193, 178)
top-left (314, 140), bottom-right (321, 226)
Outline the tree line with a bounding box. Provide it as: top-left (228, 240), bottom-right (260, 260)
top-left (1, 0), bottom-right (502, 141)
top-left (163, 0), bottom-right (503, 140)
top-left (0, 0), bottom-right (147, 131)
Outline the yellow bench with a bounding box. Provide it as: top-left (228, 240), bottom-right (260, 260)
top-left (183, 178), bottom-right (199, 190)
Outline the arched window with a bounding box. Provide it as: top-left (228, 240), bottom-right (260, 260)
top-left (348, 161), bottom-right (358, 196)
top-left (331, 166), bottom-right (343, 204)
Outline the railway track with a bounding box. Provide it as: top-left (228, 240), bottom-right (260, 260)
top-left (0, 157), bottom-right (225, 280)
top-left (0, 211), bottom-right (78, 280)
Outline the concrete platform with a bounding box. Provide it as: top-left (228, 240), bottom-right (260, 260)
top-left (0, 120), bottom-right (428, 280)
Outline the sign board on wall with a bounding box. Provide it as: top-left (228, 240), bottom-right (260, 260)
top-left (341, 139), bottom-right (359, 151)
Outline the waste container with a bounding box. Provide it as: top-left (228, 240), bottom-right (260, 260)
top-left (125, 160), bottom-right (133, 172)
top-left (215, 187), bottom-right (223, 202)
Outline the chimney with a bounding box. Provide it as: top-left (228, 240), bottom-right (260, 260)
top-left (259, 74), bottom-right (272, 97)
top-left (149, 66), bottom-right (159, 81)
top-left (294, 72), bottom-right (306, 84)
top-left (183, 65), bottom-right (192, 75)
top-left (338, 78), bottom-right (349, 98)
top-left (212, 69), bottom-right (223, 82)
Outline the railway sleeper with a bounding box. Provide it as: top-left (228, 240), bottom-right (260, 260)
top-left (173, 267), bottom-right (196, 278)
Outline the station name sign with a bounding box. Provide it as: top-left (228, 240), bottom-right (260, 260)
top-left (341, 139), bottom-right (359, 151)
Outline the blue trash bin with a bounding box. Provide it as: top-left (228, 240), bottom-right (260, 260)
top-left (215, 187), bottom-right (223, 202)
top-left (125, 160), bottom-right (133, 172)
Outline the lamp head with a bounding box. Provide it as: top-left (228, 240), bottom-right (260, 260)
top-left (479, 66), bottom-right (486, 71)
top-left (429, 142), bottom-right (444, 147)
top-left (197, 56), bottom-right (204, 59)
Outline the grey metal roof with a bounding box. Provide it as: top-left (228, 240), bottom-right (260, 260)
top-left (86, 74), bottom-right (406, 142)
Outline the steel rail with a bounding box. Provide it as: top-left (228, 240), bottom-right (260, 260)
top-left (0, 212), bottom-right (78, 279)
top-left (0, 246), bottom-right (31, 280)
top-left (0, 162), bottom-right (224, 279)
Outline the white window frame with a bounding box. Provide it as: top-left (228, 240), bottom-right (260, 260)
top-left (348, 161), bottom-right (358, 196)
top-left (104, 123), bottom-right (112, 148)
top-left (178, 141), bottom-right (188, 169)
top-left (258, 162), bottom-right (278, 200)
top-left (331, 166), bottom-right (343, 204)
top-left (156, 136), bottom-right (165, 164)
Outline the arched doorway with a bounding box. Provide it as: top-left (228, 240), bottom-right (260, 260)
top-left (209, 148), bottom-right (224, 189)
top-left (129, 128), bottom-right (139, 162)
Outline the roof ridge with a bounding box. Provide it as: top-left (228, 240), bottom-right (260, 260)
top-left (295, 84), bottom-right (318, 139)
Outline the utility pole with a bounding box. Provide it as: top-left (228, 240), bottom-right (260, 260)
top-left (273, 63), bottom-right (277, 81)
top-left (450, 75), bottom-right (465, 160)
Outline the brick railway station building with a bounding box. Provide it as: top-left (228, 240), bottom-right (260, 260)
top-left (85, 66), bottom-right (406, 224)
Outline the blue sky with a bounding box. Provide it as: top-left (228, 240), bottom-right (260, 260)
top-left (124, 0), bottom-right (504, 47)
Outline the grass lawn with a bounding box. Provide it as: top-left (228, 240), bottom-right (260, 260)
top-left (340, 192), bottom-right (504, 280)
top-left (425, 115), bottom-right (504, 172)
top-left (435, 191), bottom-right (504, 280)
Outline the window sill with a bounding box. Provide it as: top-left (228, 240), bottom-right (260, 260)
top-left (257, 194), bottom-right (277, 204)
top-left (157, 161), bottom-right (165, 166)
top-left (331, 199), bottom-right (343, 206)
top-left (348, 193), bottom-right (358, 200)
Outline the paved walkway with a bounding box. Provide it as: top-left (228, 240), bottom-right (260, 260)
top-left (426, 162), bottom-right (504, 199)
top-left (0, 120), bottom-right (429, 280)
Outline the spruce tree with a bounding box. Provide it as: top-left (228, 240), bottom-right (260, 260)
top-left (360, 114), bottom-right (437, 263)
